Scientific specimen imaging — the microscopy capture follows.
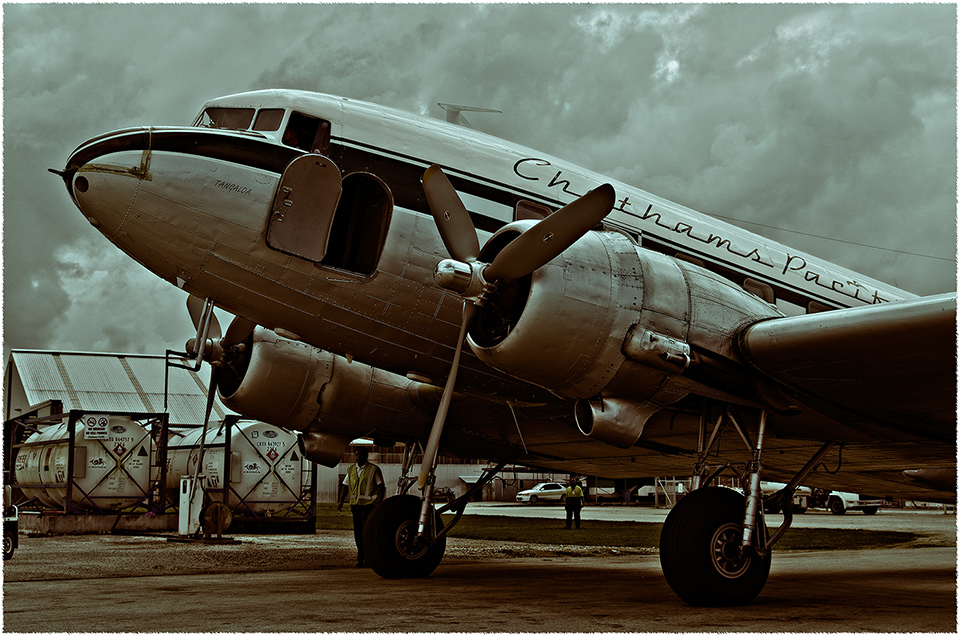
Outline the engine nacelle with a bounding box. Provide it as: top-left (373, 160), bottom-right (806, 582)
top-left (218, 328), bottom-right (439, 466)
top-left (467, 226), bottom-right (783, 410)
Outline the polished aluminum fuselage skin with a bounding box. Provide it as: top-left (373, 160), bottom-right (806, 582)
top-left (63, 90), bottom-right (910, 401)
top-left (57, 90), bottom-right (958, 503)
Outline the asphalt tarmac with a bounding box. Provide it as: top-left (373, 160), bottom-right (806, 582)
top-left (3, 505), bottom-right (956, 633)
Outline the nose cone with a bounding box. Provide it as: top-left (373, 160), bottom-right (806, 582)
top-left (62, 128), bottom-right (151, 237)
top-left (71, 168), bottom-right (142, 238)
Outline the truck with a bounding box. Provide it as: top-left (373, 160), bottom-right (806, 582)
top-left (760, 481), bottom-right (811, 514)
top-left (4, 485), bottom-right (19, 560)
top-left (811, 488), bottom-right (885, 515)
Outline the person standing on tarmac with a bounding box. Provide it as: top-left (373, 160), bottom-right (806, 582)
top-left (337, 447), bottom-right (385, 567)
top-left (564, 479), bottom-right (585, 529)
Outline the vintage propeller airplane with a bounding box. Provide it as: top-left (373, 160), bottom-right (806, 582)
top-left (52, 89), bottom-right (955, 606)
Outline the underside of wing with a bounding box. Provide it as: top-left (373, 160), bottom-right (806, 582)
top-left (737, 293), bottom-right (957, 443)
top-left (430, 293), bottom-right (958, 503)
top-left (435, 394), bottom-right (956, 503)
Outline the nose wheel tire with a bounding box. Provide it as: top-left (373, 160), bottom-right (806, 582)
top-left (363, 495), bottom-right (446, 579)
top-left (659, 486), bottom-right (771, 606)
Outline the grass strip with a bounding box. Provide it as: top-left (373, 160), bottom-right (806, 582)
top-left (440, 516), bottom-right (919, 550)
top-left (314, 505), bottom-right (922, 550)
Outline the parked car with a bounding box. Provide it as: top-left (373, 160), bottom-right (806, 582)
top-left (516, 482), bottom-right (567, 504)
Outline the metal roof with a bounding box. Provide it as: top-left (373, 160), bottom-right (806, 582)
top-left (6, 350), bottom-right (228, 427)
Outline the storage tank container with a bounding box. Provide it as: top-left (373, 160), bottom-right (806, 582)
top-left (166, 421), bottom-right (306, 515)
top-left (14, 416), bottom-right (152, 511)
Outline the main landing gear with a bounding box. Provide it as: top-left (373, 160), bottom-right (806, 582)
top-left (660, 486), bottom-right (771, 606)
top-left (361, 438), bottom-right (505, 579)
top-left (362, 494), bottom-right (446, 578)
top-left (659, 407), bottom-right (837, 606)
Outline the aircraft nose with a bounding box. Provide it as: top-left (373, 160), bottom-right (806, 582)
top-left (60, 128), bottom-right (152, 237)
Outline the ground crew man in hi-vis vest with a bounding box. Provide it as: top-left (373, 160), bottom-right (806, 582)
top-left (337, 446), bottom-right (385, 567)
top-left (564, 479), bottom-right (584, 529)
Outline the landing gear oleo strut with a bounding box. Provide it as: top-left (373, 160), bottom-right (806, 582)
top-left (362, 455), bottom-right (505, 579)
top-left (660, 406), bottom-right (838, 606)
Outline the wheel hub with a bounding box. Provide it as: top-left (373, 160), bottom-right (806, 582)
top-left (394, 519), bottom-right (430, 560)
top-left (711, 522), bottom-right (751, 579)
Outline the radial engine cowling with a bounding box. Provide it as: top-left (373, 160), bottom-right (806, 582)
top-left (467, 226), bottom-right (783, 439)
top-left (217, 328), bottom-right (440, 466)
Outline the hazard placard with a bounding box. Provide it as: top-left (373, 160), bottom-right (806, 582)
top-left (83, 414), bottom-right (110, 440)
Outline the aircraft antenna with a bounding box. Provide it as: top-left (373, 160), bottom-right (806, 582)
top-left (437, 103), bottom-right (501, 128)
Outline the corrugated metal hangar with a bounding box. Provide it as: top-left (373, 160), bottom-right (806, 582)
top-left (5, 349), bottom-right (227, 426)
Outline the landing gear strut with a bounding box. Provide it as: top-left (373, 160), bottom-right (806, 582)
top-left (660, 406), bottom-right (837, 606)
top-left (362, 440), bottom-right (505, 579)
top-left (661, 407), bottom-right (772, 606)
top-left (660, 486), bottom-right (771, 606)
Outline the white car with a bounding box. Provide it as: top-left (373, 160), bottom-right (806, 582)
top-left (516, 482), bottom-right (567, 504)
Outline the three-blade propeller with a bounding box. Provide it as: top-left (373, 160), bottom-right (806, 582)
top-left (184, 296), bottom-right (256, 428)
top-left (418, 165), bottom-right (615, 488)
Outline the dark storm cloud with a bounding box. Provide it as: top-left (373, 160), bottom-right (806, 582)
top-left (3, 3), bottom-right (956, 359)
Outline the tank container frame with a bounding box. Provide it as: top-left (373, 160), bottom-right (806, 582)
top-left (172, 415), bottom-right (317, 534)
top-left (4, 406), bottom-right (171, 516)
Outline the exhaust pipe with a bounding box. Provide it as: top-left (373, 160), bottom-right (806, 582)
top-left (299, 431), bottom-right (353, 467)
top-left (574, 398), bottom-right (660, 448)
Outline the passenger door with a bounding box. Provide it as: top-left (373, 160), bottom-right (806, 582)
top-left (266, 155), bottom-right (342, 262)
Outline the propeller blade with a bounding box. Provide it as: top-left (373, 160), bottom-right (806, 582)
top-left (417, 303), bottom-right (477, 490)
top-left (187, 366), bottom-right (221, 507)
top-left (423, 164), bottom-right (480, 263)
top-left (484, 183), bottom-right (615, 281)
top-left (222, 316), bottom-right (256, 347)
top-left (186, 295), bottom-right (222, 341)
top-left (202, 369), bottom-right (219, 429)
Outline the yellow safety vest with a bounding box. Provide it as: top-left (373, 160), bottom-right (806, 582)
top-left (348, 463), bottom-right (380, 505)
top-left (566, 486), bottom-right (583, 499)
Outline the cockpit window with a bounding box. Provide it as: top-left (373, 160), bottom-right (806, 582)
top-left (283, 111), bottom-right (331, 155)
top-left (193, 106), bottom-right (331, 154)
top-left (253, 109), bottom-right (285, 132)
top-left (197, 107), bottom-right (255, 130)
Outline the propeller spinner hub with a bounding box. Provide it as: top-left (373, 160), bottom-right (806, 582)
top-left (433, 259), bottom-right (473, 293)
top-left (433, 258), bottom-right (492, 302)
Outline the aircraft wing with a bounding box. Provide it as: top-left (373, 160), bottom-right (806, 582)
top-left (434, 293), bottom-right (957, 503)
top-left (737, 293), bottom-right (957, 443)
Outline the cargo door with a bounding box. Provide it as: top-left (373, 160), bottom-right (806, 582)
top-left (266, 155), bottom-right (342, 262)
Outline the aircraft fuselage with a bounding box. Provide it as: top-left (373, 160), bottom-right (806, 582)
top-left (62, 89), bottom-right (911, 401)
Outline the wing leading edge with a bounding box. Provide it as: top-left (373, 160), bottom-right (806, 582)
top-left (738, 293), bottom-right (957, 442)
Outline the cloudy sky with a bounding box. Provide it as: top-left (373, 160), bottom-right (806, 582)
top-left (3, 3), bottom-right (956, 362)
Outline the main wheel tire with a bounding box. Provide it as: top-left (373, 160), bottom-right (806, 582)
top-left (862, 507), bottom-right (879, 515)
top-left (362, 495), bottom-right (445, 579)
top-left (660, 487), bottom-right (771, 606)
top-left (529, 495), bottom-right (538, 504)
top-left (829, 498), bottom-right (846, 515)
